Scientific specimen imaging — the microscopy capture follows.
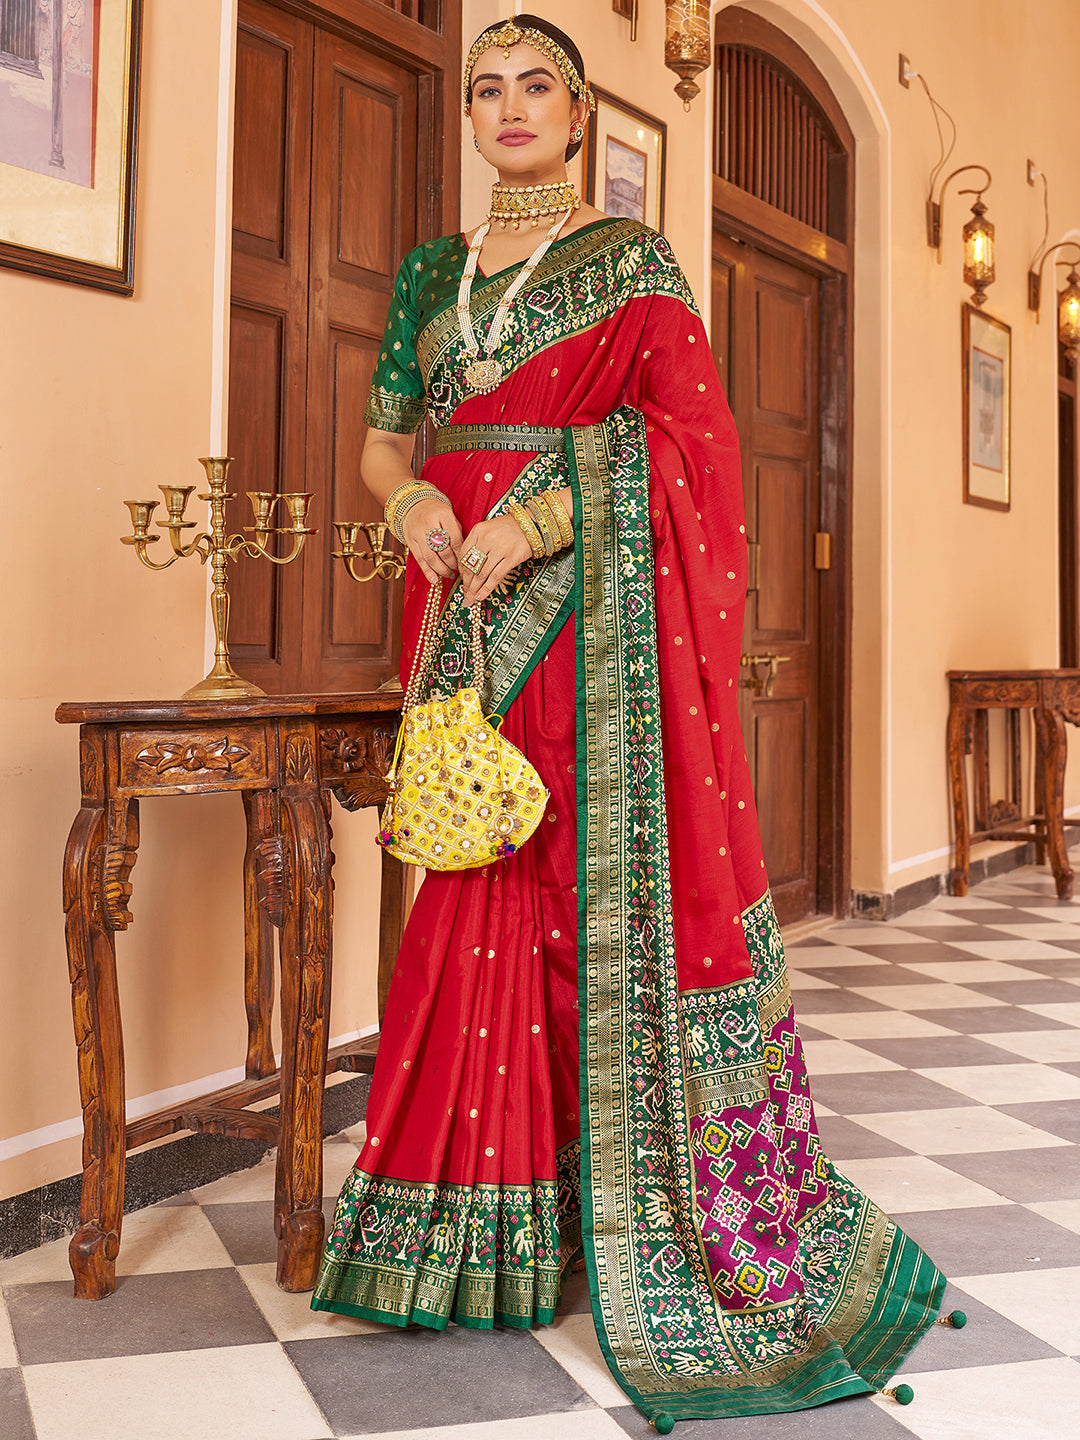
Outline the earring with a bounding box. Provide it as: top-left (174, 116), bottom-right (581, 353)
top-left (570, 122), bottom-right (584, 144)
top-left (473, 135), bottom-right (480, 150)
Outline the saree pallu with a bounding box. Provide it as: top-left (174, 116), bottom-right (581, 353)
top-left (312, 219), bottom-right (945, 1423)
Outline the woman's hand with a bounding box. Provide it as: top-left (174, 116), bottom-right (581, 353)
top-left (401, 499), bottom-right (464, 583)
top-left (458, 514), bottom-right (533, 606)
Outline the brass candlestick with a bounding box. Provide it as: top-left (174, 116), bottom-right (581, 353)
top-left (121, 457), bottom-right (315, 700)
top-left (331, 521), bottom-right (405, 583)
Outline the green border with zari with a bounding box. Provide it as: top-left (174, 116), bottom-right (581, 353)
top-left (568, 410), bottom-right (944, 1425)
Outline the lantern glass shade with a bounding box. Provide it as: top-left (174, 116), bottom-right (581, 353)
top-left (665, 1), bottom-right (710, 107)
top-left (962, 201), bottom-right (995, 306)
top-left (1060, 271), bottom-right (1080, 356)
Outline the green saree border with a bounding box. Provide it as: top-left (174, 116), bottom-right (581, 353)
top-left (569, 411), bottom-right (944, 1424)
top-left (414, 218), bottom-right (698, 394)
top-left (420, 454), bottom-right (575, 719)
top-left (311, 1142), bottom-right (583, 1332)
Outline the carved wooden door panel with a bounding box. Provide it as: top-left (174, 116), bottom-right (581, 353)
top-left (228, 0), bottom-right (313, 691)
top-left (712, 230), bottom-right (822, 925)
top-left (299, 31), bottom-right (417, 692)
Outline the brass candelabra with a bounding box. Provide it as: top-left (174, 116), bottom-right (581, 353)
top-left (331, 521), bottom-right (405, 583)
top-left (121, 457), bottom-right (315, 700)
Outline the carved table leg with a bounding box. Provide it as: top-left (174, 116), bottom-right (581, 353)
top-left (275, 730), bottom-right (333, 1291)
top-left (947, 699), bottom-right (971, 896)
top-left (1034, 717), bottom-right (1048, 866)
top-left (1037, 706), bottom-right (1074, 900)
top-left (242, 789), bottom-right (278, 1079)
top-left (63, 792), bottom-right (139, 1299)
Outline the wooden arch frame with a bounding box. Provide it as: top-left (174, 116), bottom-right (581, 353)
top-left (711, 6), bottom-right (855, 918)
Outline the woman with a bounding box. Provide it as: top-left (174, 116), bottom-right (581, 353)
top-left (313, 16), bottom-right (948, 1429)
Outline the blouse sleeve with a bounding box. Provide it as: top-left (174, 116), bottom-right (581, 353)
top-left (364, 251), bottom-right (428, 434)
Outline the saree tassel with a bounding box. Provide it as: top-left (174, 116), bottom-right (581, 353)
top-left (652, 1416), bottom-right (676, 1435)
top-left (883, 1384), bottom-right (915, 1405)
top-left (937, 1309), bottom-right (968, 1328)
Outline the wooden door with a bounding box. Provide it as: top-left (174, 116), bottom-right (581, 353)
top-left (301, 30), bottom-right (417, 691)
top-left (1059, 340), bottom-right (1078, 667)
top-left (228, 1), bottom-right (313, 692)
top-left (712, 231), bottom-right (823, 925)
top-left (228, 0), bottom-right (458, 694)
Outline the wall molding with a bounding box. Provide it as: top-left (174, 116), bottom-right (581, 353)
top-left (0, 1075), bottom-right (370, 1263)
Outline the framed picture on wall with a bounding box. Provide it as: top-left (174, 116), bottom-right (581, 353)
top-left (584, 88), bottom-right (666, 233)
top-left (963, 304), bottom-right (1011, 511)
top-left (0, 0), bottom-right (143, 294)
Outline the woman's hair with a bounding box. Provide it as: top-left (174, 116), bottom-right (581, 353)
top-left (469, 14), bottom-right (588, 163)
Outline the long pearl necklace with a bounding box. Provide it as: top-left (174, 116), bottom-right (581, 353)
top-left (457, 206), bottom-right (576, 396)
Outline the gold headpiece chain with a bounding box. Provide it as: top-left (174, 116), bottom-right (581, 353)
top-left (462, 19), bottom-right (596, 117)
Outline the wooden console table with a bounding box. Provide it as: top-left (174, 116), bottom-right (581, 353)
top-left (947, 669), bottom-right (1080, 898)
top-left (56, 693), bottom-right (405, 1300)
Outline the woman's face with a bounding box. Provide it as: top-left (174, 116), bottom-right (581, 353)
top-left (468, 41), bottom-right (585, 181)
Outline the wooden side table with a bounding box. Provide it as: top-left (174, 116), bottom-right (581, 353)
top-left (947, 669), bottom-right (1080, 899)
top-left (56, 693), bottom-right (405, 1300)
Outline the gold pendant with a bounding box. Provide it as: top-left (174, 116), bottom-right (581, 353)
top-left (465, 357), bottom-right (504, 394)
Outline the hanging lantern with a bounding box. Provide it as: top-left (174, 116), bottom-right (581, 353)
top-left (1060, 270), bottom-right (1080, 358)
top-left (961, 198), bottom-right (995, 308)
top-left (665, 1), bottom-right (710, 109)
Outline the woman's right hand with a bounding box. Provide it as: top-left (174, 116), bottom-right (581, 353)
top-left (401, 498), bottom-right (464, 583)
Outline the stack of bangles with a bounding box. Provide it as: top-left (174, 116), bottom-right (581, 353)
top-left (506, 490), bottom-right (574, 559)
top-left (384, 480), bottom-right (452, 543)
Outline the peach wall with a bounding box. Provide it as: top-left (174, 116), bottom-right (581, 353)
top-left (0, 0), bottom-right (382, 1202)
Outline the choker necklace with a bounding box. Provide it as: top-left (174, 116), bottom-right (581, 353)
top-left (457, 207), bottom-right (577, 394)
top-left (487, 180), bottom-right (579, 230)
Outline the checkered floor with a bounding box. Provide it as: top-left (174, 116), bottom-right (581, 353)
top-left (5, 863), bottom-right (1080, 1440)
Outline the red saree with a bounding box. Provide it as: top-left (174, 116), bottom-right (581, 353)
top-left (312, 218), bottom-right (945, 1425)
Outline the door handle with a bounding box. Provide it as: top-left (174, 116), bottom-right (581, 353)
top-left (739, 653), bottom-right (792, 698)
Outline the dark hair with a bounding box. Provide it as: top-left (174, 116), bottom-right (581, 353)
top-left (469, 13), bottom-right (589, 163)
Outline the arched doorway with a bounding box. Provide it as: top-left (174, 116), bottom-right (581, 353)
top-left (710, 8), bottom-right (854, 925)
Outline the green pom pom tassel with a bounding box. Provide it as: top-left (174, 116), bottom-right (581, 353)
top-left (653, 1415), bottom-right (676, 1434)
top-left (885, 1383), bottom-right (915, 1406)
top-left (948, 1309), bottom-right (967, 1329)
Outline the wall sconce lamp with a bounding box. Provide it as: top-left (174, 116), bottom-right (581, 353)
top-left (928, 165), bottom-right (996, 307)
top-left (904, 60), bottom-right (995, 307)
top-left (665, 1), bottom-right (710, 109)
top-left (1028, 242), bottom-right (1080, 358)
top-left (1026, 164), bottom-right (1080, 358)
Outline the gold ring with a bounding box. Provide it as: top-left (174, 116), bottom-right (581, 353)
top-left (461, 546), bottom-right (488, 575)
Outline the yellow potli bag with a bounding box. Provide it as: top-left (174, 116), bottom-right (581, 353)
top-left (376, 580), bottom-right (549, 870)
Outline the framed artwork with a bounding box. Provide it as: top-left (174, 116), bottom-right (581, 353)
top-left (963, 304), bottom-right (1011, 511)
top-left (584, 87), bottom-right (666, 233)
top-left (0, 0), bottom-right (142, 294)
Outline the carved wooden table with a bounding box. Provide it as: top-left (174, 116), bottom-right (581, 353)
top-left (947, 670), bottom-right (1080, 898)
top-left (56, 693), bottom-right (404, 1300)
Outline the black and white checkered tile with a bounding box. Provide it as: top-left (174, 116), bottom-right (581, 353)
top-left (4, 862), bottom-right (1080, 1440)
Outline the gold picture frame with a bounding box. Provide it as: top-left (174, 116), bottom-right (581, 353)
top-left (0, 0), bottom-right (143, 294)
top-left (584, 87), bottom-right (666, 233)
top-left (963, 304), bottom-right (1011, 512)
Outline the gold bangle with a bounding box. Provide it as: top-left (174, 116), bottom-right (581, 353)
top-left (540, 490), bottom-right (574, 548)
top-left (507, 499), bottom-right (545, 559)
top-left (384, 481), bottom-right (428, 540)
top-left (387, 483), bottom-right (448, 543)
top-left (524, 497), bottom-right (559, 557)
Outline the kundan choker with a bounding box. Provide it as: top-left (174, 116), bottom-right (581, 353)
top-left (457, 206), bottom-right (577, 394)
top-left (487, 181), bottom-right (579, 230)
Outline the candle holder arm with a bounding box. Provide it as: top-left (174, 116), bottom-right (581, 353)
top-left (331, 521), bottom-right (405, 583)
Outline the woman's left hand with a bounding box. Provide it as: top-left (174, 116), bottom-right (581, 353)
top-left (458, 514), bottom-right (533, 607)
